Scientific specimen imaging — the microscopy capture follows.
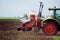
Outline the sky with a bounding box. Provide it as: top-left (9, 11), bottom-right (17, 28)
top-left (0, 0), bottom-right (60, 17)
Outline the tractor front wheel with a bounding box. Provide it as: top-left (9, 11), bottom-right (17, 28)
top-left (43, 22), bottom-right (57, 35)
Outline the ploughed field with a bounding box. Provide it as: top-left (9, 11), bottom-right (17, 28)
top-left (0, 19), bottom-right (60, 40)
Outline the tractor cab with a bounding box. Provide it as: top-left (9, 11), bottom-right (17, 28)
top-left (42, 6), bottom-right (60, 35)
top-left (49, 6), bottom-right (60, 22)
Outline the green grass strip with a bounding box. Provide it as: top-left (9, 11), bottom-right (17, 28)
top-left (53, 36), bottom-right (60, 40)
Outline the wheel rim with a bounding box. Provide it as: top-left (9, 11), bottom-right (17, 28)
top-left (44, 23), bottom-right (56, 35)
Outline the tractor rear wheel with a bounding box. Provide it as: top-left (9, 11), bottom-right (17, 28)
top-left (43, 21), bottom-right (58, 35)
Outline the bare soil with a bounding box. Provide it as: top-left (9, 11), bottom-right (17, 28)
top-left (0, 20), bottom-right (60, 40)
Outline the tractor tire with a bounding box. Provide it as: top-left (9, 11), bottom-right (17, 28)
top-left (17, 28), bottom-right (21, 31)
top-left (34, 26), bottom-right (40, 33)
top-left (43, 21), bottom-right (58, 35)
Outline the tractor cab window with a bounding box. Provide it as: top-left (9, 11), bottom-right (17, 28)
top-left (49, 11), bottom-right (54, 17)
top-left (56, 10), bottom-right (60, 22)
top-left (49, 10), bottom-right (60, 19)
top-left (56, 10), bottom-right (60, 18)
